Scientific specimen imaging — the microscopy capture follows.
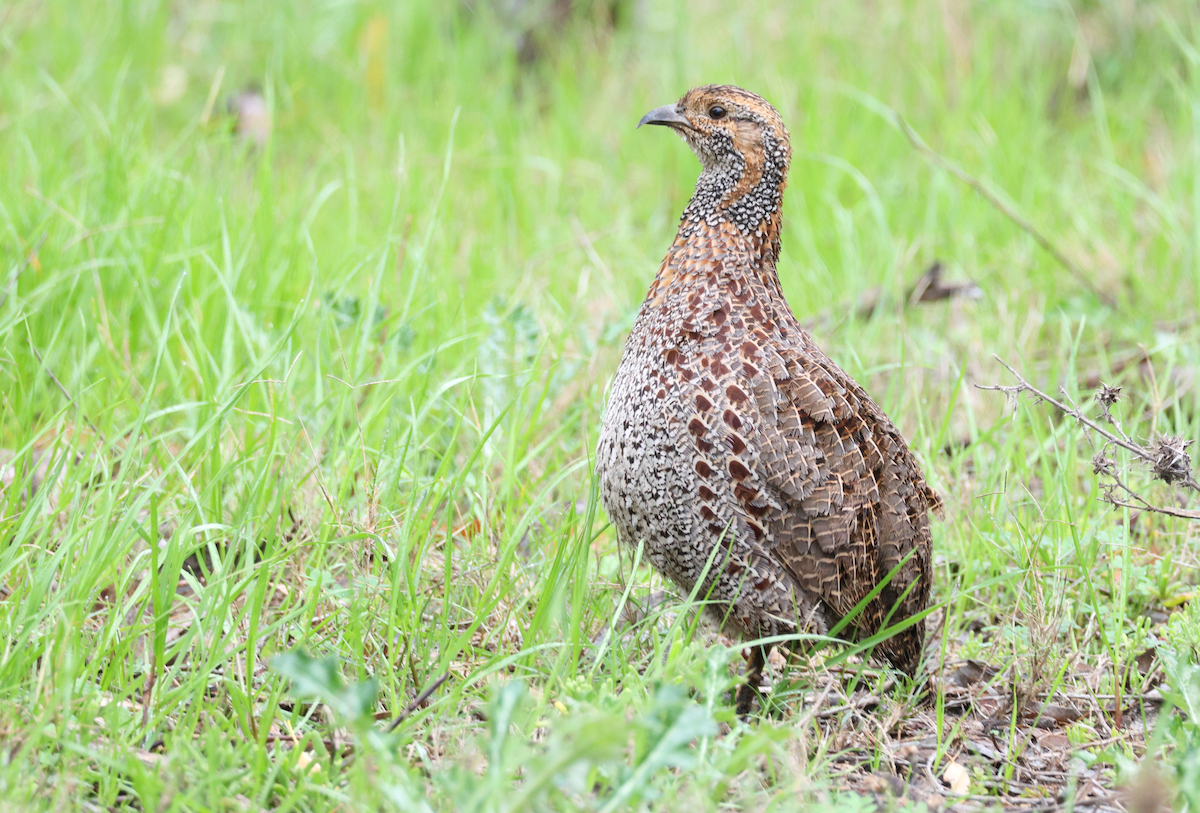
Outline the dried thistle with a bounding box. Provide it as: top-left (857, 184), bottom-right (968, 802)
top-left (1094, 383), bottom-right (1122, 417)
top-left (1091, 452), bottom-right (1116, 477)
top-left (1152, 436), bottom-right (1194, 485)
top-left (978, 357), bottom-right (1199, 521)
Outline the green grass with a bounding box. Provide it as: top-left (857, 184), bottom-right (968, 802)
top-left (3, 0), bottom-right (1200, 809)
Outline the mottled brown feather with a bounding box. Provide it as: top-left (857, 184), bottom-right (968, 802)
top-left (596, 86), bottom-right (940, 684)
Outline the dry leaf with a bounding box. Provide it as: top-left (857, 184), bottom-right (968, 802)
top-left (1038, 732), bottom-right (1071, 750)
top-left (134, 749), bottom-right (163, 767)
top-left (946, 660), bottom-right (1002, 688)
top-left (861, 773), bottom-right (905, 795)
top-left (942, 759), bottom-right (970, 795)
top-left (229, 86), bottom-right (272, 148)
top-left (295, 751), bottom-right (321, 774)
top-left (1037, 703), bottom-right (1084, 727)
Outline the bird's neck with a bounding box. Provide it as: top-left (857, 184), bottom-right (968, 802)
top-left (678, 150), bottom-right (788, 266)
top-left (645, 218), bottom-right (789, 316)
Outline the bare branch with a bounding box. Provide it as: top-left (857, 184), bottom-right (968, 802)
top-left (976, 357), bottom-right (1157, 468)
top-left (1095, 457), bottom-right (1200, 520)
top-left (1100, 497), bottom-right (1200, 521)
top-left (978, 357), bottom-right (1200, 520)
top-left (386, 670), bottom-right (452, 732)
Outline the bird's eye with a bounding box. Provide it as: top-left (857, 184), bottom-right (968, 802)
top-left (708, 106), bottom-right (726, 120)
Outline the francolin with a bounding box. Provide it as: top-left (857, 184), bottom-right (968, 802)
top-left (596, 86), bottom-right (940, 713)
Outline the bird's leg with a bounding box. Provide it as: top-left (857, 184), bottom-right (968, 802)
top-left (735, 644), bottom-right (770, 716)
top-left (914, 676), bottom-right (934, 708)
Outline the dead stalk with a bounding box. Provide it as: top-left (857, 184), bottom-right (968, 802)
top-left (977, 356), bottom-right (1198, 522)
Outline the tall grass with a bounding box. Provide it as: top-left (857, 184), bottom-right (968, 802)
top-left (2, 0), bottom-right (1200, 809)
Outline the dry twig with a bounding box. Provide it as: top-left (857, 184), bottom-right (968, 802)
top-left (386, 670), bottom-right (452, 732)
top-left (977, 356), bottom-right (1198, 521)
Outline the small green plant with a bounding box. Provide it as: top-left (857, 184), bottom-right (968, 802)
top-left (272, 647), bottom-right (380, 727)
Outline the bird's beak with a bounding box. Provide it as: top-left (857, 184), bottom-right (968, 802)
top-left (637, 104), bottom-right (691, 130)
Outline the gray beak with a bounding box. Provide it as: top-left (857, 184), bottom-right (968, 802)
top-left (637, 104), bottom-right (691, 129)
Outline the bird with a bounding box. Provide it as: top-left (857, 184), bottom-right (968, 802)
top-left (595, 85), bottom-right (941, 714)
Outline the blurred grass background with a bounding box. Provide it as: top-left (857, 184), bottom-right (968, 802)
top-left (2, 0), bottom-right (1200, 810)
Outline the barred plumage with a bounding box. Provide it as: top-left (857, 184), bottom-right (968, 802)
top-left (596, 86), bottom-right (940, 712)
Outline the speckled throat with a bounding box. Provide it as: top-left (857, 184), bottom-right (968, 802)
top-left (678, 110), bottom-right (788, 266)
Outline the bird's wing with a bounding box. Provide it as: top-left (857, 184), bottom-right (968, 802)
top-left (733, 332), bottom-right (936, 666)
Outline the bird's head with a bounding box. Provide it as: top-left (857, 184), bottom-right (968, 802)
top-left (638, 85), bottom-right (791, 246)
